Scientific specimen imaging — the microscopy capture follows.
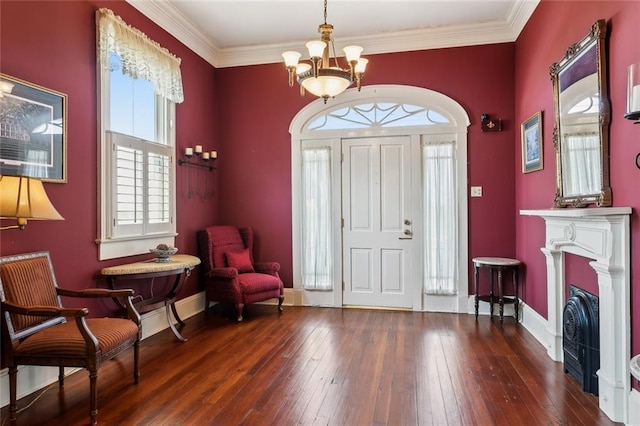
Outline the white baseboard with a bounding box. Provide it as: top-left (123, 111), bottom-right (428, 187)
top-left (465, 295), bottom-right (518, 317)
top-left (519, 301), bottom-right (553, 354)
top-left (139, 291), bottom-right (205, 339)
top-left (628, 388), bottom-right (640, 425)
top-left (0, 291), bottom-right (206, 408)
top-left (254, 288), bottom-right (299, 306)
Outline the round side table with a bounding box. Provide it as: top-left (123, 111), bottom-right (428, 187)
top-left (473, 257), bottom-right (521, 323)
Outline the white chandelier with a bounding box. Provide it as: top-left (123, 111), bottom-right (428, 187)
top-left (282, 0), bottom-right (368, 103)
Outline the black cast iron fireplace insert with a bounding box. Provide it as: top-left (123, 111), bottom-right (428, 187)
top-left (563, 285), bottom-right (599, 395)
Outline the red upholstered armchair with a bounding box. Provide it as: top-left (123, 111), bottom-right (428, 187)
top-left (198, 226), bottom-right (284, 321)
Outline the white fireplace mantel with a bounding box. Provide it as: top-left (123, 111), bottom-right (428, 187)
top-left (520, 207), bottom-right (632, 423)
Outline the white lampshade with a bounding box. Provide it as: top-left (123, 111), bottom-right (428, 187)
top-left (355, 58), bottom-right (369, 74)
top-left (343, 46), bottom-right (363, 62)
top-left (0, 175), bottom-right (64, 229)
top-left (301, 73), bottom-right (352, 98)
top-left (282, 51), bottom-right (301, 67)
top-left (296, 63), bottom-right (312, 75)
top-left (306, 40), bottom-right (327, 58)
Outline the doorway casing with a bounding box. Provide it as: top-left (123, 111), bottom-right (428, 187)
top-left (290, 85), bottom-right (471, 312)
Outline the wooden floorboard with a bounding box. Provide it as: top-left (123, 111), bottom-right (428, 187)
top-left (1, 305), bottom-right (618, 425)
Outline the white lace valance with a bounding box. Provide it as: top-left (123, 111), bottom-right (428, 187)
top-left (97, 8), bottom-right (184, 103)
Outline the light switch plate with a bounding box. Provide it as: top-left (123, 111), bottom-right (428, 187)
top-left (470, 186), bottom-right (483, 197)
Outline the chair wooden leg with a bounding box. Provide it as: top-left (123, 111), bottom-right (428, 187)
top-left (9, 366), bottom-right (17, 425)
top-left (134, 341), bottom-right (140, 384)
top-left (59, 366), bottom-right (65, 387)
top-left (278, 296), bottom-right (284, 313)
top-left (89, 369), bottom-right (98, 425)
top-left (235, 303), bottom-right (244, 322)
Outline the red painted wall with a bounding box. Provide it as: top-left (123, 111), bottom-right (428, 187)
top-left (515, 0), bottom-right (640, 354)
top-left (215, 43), bottom-right (517, 290)
top-left (0, 1), bottom-right (219, 317)
top-left (0, 1), bottom-right (529, 322)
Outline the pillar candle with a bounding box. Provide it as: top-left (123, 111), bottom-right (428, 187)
top-left (631, 85), bottom-right (640, 113)
top-left (185, 147), bottom-right (193, 156)
top-left (195, 145), bottom-right (203, 154)
top-left (211, 150), bottom-right (218, 159)
top-left (202, 152), bottom-right (210, 160)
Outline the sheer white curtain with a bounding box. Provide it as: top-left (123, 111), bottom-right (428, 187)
top-left (97, 8), bottom-right (184, 103)
top-left (423, 140), bottom-right (457, 295)
top-left (302, 148), bottom-right (333, 290)
top-left (562, 132), bottom-right (600, 196)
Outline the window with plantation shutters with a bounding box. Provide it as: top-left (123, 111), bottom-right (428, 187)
top-left (96, 8), bottom-right (181, 260)
top-left (107, 131), bottom-right (173, 241)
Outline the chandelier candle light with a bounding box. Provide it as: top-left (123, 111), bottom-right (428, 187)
top-left (626, 63), bottom-right (640, 123)
top-left (282, 0), bottom-right (368, 103)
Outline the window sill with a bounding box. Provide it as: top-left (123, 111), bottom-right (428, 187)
top-left (97, 233), bottom-right (178, 260)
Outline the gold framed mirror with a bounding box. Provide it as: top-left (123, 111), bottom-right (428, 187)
top-left (550, 19), bottom-right (611, 208)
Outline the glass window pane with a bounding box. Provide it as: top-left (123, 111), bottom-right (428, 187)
top-left (308, 102), bottom-right (451, 131)
top-left (109, 53), bottom-right (157, 143)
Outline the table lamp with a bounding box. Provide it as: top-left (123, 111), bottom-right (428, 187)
top-left (0, 175), bottom-right (64, 230)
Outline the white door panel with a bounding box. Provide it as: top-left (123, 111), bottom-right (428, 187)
top-left (381, 249), bottom-right (404, 293)
top-left (350, 248), bottom-right (373, 292)
top-left (343, 137), bottom-right (413, 308)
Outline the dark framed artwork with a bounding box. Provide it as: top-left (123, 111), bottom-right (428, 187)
top-left (0, 73), bottom-right (67, 182)
top-left (521, 111), bottom-right (543, 173)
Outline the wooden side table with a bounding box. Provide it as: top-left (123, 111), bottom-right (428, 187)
top-left (102, 254), bottom-right (201, 341)
top-left (473, 257), bottom-right (521, 323)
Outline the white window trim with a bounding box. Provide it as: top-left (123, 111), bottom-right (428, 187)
top-left (95, 11), bottom-right (178, 261)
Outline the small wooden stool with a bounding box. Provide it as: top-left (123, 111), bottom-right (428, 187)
top-left (473, 257), bottom-right (521, 322)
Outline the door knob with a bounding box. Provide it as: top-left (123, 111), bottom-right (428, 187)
top-left (399, 229), bottom-right (413, 240)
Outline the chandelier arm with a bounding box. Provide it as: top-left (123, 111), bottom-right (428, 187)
top-left (331, 40), bottom-right (340, 69)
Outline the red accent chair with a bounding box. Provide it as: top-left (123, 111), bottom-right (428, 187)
top-left (198, 226), bottom-right (284, 321)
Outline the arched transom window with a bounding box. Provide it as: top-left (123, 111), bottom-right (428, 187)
top-left (308, 102), bottom-right (451, 131)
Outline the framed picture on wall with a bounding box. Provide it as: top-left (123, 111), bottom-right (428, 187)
top-left (0, 73), bottom-right (67, 183)
top-left (521, 111), bottom-right (543, 173)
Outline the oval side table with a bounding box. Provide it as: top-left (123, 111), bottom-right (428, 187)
top-left (473, 257), bottom-right (521, 323)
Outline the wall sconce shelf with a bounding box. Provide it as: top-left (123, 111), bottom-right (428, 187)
top-left (179, 146), bottom-right (217, 199)
top-left (178, 158), bottom-right (216, 171)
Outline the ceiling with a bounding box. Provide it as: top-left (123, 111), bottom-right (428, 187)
top-left (127, 0), bottom-right (539, 68)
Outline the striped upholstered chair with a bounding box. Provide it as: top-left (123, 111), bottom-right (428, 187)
top-left (198, 226), bottom-right (284, 321)
top-left (0, 251), bottom-right (141, 425)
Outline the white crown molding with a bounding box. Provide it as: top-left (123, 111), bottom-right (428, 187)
top-left (127, 0), bottom-right (539, 69)
top-left (127, 0), bottom-right (220, 65)
top-left (507, 0), bottom-right (541, 39)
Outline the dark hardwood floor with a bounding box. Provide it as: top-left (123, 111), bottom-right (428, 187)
top-left (2, 305), bottom-right (615, 425)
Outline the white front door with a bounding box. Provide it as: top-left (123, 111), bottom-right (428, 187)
top-left (342, 136), bottom-right (414, 308)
